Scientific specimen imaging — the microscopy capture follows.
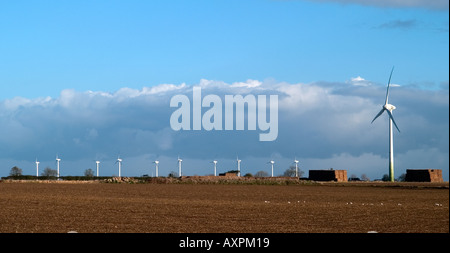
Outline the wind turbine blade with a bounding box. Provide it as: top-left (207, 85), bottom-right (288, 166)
top-left (386, 109), bottom-right (400, 132)
top-left (371, 108), bottom-right (385, 123)
top-left (385, 66), bottom-right (394, 104)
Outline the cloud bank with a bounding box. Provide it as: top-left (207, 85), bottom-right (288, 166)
top-left (0, 78), bottom-right (448, 180)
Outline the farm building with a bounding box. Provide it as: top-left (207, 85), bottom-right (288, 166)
top-left (308, 170), bottom-right (348, 182)
top-left (218, 172), bottom-right (239, 177)
top-left (405, 169), bottom-right (443, 182)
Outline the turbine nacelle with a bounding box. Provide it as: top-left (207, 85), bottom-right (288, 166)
top-left (384, 103), bottom-right (396, 112)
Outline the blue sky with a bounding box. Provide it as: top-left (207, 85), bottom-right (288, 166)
top-left (0, 0), bottom-right (448, 180)
top-left (1, 0), bottom-right (448, 99)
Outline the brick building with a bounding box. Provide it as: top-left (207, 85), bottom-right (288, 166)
top-left (309, 170), bottom-right (348, 182)
top-left (405, 169), bottom-right (443, 182)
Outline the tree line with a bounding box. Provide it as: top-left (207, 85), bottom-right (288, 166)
top-left (5, 165), bottom-right (408, 181)
top-left (7, 166), bottom-right (95, 178)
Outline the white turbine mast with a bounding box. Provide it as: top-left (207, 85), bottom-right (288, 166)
top-left (236, 156), bottom-right (241, 177)
top-left (35, 158), bottom-right (40, 177)
top-left (267, 160), bottom-right (275, 177)
top-left (115, 156), bottom-right (123, 177)
top-left (56, 155), bottom-right (61, 179)
top-left (293, 158), bottom-right (299, 178)
top-left (211, 160), bottom-right (218, 176)
top-left (371, 66), bottom-right (401, 182)
top-left (153, 160), bottom-right (159, 177)
top-left (95, 160), bottom-right (100, 177)
top-left (177, 156), bottom-right (182, 177)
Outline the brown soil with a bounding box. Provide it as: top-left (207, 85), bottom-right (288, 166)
top-left (0, 181), bottom-right (448, 233)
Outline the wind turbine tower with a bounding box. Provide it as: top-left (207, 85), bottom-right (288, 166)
top-left (371, 67), bottom-right (401, 182)
top-left (178, 157), bottom-right (182, 177)
top-left (268, 160), bottom-right (275, 177)
top-left (116, 157), bottom-right (122, 177)
top-left (35, 158), bottom-right (40, 177)
top-left (56, 155), bottom-right (61, 179)
top-left (294, 159), bottom-right (299, 178)
top-left (212, 160), bottom-right (218, 176)
top-left (95, 161), bottom-right (100, 177)
top-left (236, 157), bottom-right (241, 177)
top-left (153, 160), bottom-right (159, 177)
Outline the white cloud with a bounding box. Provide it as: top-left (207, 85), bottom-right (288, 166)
top-left (1, 96), bottom-right (52, 111)
top-left (230, 79), bottom-right (262, 88)
top-left (347, 76), bottom-right (372, 87)
top-left (277, 82), bottom-right (330, 114)
top-left (142, 83), bottom-right (187, 95)
top-left (351, 76), bottom-right (365, 82)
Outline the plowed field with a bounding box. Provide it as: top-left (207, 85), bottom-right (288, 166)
top-left (0, 181), bottom-right (448, 233)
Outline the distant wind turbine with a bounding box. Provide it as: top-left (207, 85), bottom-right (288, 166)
top-left (56, 155), bottom-right (61, 179)
top-left (153, 160), bottom-right (159, 177)
top-left (115, 156), bottom-right (122, 177)
top-left (267, 160), bottom-right (275, 177)
top-left (236, 156), bottom-right (241, 177)
top-left (95, 161), bottom-right (100, 177)
top-left (35, 158), bottom-right (40, 177)
top-left (211, 160), bottom-right (218, 176)
top-left (371, 66), bottom-right (401, 182)
top-left (293, 158), bottom-right (299, 178)
top-left (177, 156), bottom-right (182, 177)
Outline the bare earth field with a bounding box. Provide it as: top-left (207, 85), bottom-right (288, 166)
top-left (0, 181), bottom-right (448, 233)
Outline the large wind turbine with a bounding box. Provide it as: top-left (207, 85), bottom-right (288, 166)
top-left (115, 156), bottom-right (122, 177)
top-left (153, 160), bottom-right (159, 177)
top-left (371, 66), bottom-right (401, 182)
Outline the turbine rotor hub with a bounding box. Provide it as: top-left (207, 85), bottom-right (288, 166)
top-left (384, 103), bottom-right (396, 111)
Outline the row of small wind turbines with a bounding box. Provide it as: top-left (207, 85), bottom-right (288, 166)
top-left (35, 156), bottom-right (117, 178)
top-left (35, 155), bottom-right (63, 178)
top-left (169, 157), bottom-right (301, 178)
top-left (33, 155), bottom-right (301, 178)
